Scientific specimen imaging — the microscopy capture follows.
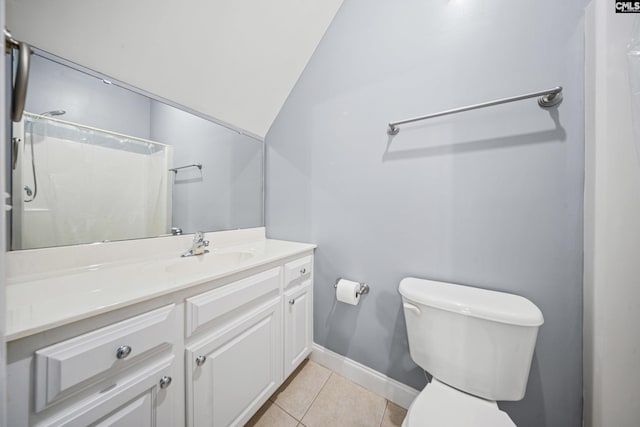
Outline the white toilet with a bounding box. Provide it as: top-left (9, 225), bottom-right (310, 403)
top-left (398, 277), bottom-right (544, 427)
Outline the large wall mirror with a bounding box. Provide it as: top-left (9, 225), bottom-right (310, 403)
top-left (7, 51), bottom-right (264, 250)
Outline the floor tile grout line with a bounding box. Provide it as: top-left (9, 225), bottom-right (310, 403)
top-left (378, 400), bottom-right (390, 427)
top-left (270, 361), bottom-right (333, 425)
top-left (269, 358), bottom-right (313, 414)
top-left (271, 400), bottom-right (303, 424)
top-left (299, 371), bottom-right (334, 424)
top-left (265, 361), bottom-right (403, 427)
top-left (328, 371), bottom-right (390, 427)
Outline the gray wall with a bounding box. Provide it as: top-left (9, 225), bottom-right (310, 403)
top-left (266, 1), bottom-right (584, 426)
top-left (150, 102), bottom-right (263, 233)
top-left (230, 139), bottom-right (264, 230)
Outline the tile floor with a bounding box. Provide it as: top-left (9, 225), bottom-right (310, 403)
top-left (246, 359), bottom-right (407, 427)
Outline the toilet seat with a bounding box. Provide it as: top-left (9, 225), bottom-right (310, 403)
top-left (402, 379), bottom-right (516, 427)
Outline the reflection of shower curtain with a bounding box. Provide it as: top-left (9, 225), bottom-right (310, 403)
top-left (12, 115), bottom-right (173, 250)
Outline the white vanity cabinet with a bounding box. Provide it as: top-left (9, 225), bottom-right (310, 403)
top-left (7, 304), bottom-right (183, 427)
top-left (184, 268), bottom-right (283, 427)
top-left (7, 247), bottom-right (315, 427)
top-left (283, 256), bottom-right (314, 378)
top-left (183, 255), bottom-right (314, 427)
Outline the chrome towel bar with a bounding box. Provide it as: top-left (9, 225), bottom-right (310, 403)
top-left (169, 163), bottom-right (202, 174)
top-left (387, 86), bottom-right (563, 135)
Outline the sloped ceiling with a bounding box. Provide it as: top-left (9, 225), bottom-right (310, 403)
top-left (7, 0), bottom-right (343, 139)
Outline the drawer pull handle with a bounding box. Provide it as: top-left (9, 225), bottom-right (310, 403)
top-left (116, 345), bottom-right (132, 360)
top-left (195, 355), bottom-right (207, 366)
top-left (300, 267), bottom-right (307, 274)
top-left (159, 376), bottom-right (172, 389)
top-left (289, 299), bottom-right (296, 305)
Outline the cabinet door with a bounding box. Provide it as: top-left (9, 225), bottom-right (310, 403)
top-left (37, 357), bottom-right (175, 427)
top-left (92, 391), bottom-right (153, 427)
top-left (186, 298), bottom-right (282, 427)
top-left (283, 279), bottom-right (313, 378)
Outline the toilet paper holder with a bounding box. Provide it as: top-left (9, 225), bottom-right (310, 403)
top-left (334, 278), bottom-right (370, 296)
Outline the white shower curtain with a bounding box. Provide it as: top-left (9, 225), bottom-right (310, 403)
top-left (12, 114), bottom-right (173, 250)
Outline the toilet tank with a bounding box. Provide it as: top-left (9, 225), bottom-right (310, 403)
top-left (399, 278), bottom-right (543, 401)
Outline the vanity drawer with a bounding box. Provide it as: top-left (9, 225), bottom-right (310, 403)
top-left (284, 256), bottom-right (312, 286)
top-left (35, 304), bottom-right (177, 412)
top-left (185, 267), bottom-right (282, 337)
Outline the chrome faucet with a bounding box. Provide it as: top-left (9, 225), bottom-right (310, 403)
top-left (182, 231), bottom-right (209, 257)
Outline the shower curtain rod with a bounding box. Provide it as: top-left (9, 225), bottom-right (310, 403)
top-left (387, 86), bottom-right (563, 135)
top-left (23, 112), bottom-right (171, 149)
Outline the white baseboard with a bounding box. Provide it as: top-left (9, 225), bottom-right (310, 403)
top-left (309, 343), bottom-right (419, 409)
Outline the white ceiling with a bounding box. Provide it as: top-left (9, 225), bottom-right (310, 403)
top-left (7, 0), bottom-right (344, 139)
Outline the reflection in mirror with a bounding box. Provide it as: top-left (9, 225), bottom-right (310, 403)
top-left (9, 53), bottom-right (264, 250)
top-left (12, 113), bottom-right (173, 249)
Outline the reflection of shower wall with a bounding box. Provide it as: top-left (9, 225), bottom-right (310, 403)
top-left (150, 102), bottom-right (233, 232)
top-left (25, 55), bottom-right (152, 139)
top-left (150, 101), bottom-right (263, 233)
top-left (230, 137), bottom-right (263, 228)
top-left (14, 132), bottom-right (172, 249)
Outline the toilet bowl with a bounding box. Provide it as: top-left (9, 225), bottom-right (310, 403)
top-left (401, 379), bottom-right (515, 427)
top-left (399, 278), bottom-right (543, 427)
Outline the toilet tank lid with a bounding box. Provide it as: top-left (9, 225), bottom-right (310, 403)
top-left (399, 278), bottom-right (544, 327)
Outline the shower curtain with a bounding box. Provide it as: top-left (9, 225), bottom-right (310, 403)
top-left (11, 113), bottom-right (173, 250)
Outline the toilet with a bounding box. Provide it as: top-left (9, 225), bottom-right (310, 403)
top-left (398, 277), bottom-right (544, 427)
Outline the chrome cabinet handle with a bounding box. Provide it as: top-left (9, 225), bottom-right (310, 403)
top-left (289, 299), bottom-right (296, 305)
top-left (159, 376), bottom-right (172, 389)
top-left (195, 355), bottom-right (207, 366)
top-left (116, 345), bottom-right (132, 359)
top-left (300, 267), bottom-right (307, 274)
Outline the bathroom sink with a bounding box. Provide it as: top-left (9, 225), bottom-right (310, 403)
top-left (210, 250), bottom-right (255, 264)
top-left (164, 251), bottom-right (255, 275)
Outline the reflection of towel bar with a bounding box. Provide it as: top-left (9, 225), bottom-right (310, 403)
top-left (169, 163), bottom-right (202, 174)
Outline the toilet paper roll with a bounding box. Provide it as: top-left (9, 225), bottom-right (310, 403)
top-left (336, 279), bottom-right (361, 305)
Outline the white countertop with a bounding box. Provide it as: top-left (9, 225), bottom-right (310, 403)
top-left (5, 229), bottom-right (315, 341)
